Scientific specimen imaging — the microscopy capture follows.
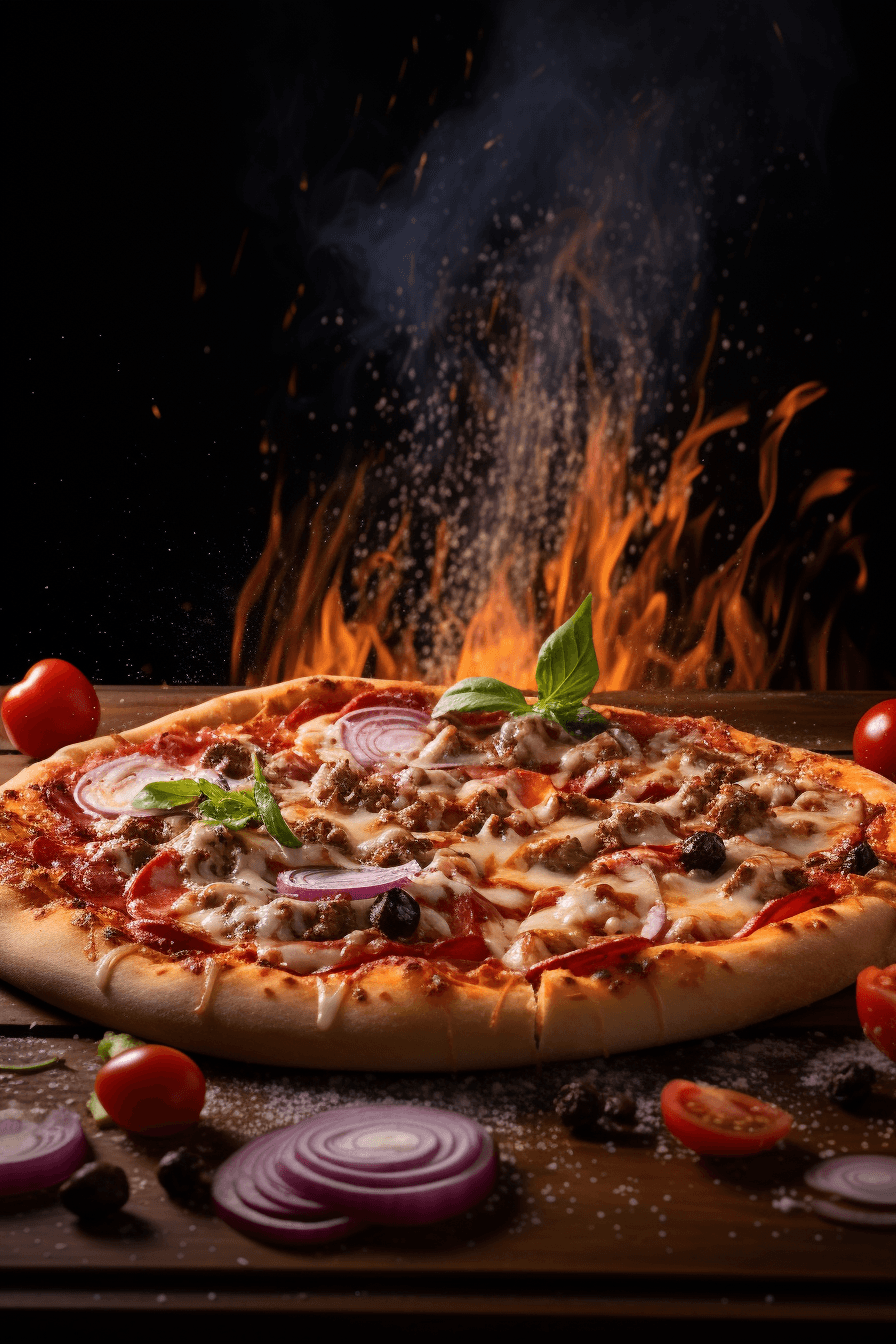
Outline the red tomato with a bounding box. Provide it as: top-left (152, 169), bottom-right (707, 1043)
top-left (852, 699), bottom-right (896, 783)
top-left (2, 658), bottom-right (100, 759)
top-left (856, 964), bottom-right (896, 1062)
top-left (660, 1079), bottom-right (792, 1156)
top-left (94, 1045), bottom-right (206, 1136)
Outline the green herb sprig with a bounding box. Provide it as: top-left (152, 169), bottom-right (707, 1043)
top-left (131, 756), bottom-right (301, 846)
top-left (432, 593), bottom-right (608, 730)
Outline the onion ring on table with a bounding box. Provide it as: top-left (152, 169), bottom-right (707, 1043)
top-left (274, 1104), bottom-right (496, 1225)
top-left (339, 708), bottom-right (431, 766)
top-left (0, 1107), bottom-right (88, 1196)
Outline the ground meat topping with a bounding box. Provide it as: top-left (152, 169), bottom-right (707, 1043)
top-left (199, 741), bottom-right (253, 778)
top-left (516, 835), bottom-right (589, 873)
top-left (703, 783), bottom-right (772, 838)
top-left (308, 760), bottom-right (365, 807)
top-left (292, 815), bottom-right (351, 850)
top-left (305, 895), bottom-right (355, 941)
top-left (491, 715), bottom-right (569, 769)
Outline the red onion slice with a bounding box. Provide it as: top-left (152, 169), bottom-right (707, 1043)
top-left (232, 1130), bottom-right (347, 1220)
top-left (804, 1154), bottom-right (896, 1206)
top-left (74, 755), bottom-right (195, 818)
top-left (640, 900), bottom-right (669, 943)
top-left (0, 1107), bottom-right (88, 1196)
top-left (339, 708), bottom-right (431, 766)
top-left (213, 1133), bottom-right (365, 1245)
top-left (275, 1104), bottom-right (496, 1225)
top-left (807, 1197), bottom-right (896, 1228)
top-left (277, 860), bottom-right (421, 901)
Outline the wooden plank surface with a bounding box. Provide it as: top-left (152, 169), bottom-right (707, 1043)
top-left (2, 689), bottom-right (894, 1320)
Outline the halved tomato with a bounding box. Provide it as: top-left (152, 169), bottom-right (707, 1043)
top-left (660, 1079), bottom-right (792, 1156)
top-left (856, 964), bottom-right (896, 1061)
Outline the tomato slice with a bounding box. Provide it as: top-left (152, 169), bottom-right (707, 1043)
top-left (660, 1079), bottom-right (793, 1156)
top-left (856, 964), bottom-right (896, 1062)
top-left (94, 1044), bottom-right (206, 1136)
top-left (525, 935), bottom-right (650, 986)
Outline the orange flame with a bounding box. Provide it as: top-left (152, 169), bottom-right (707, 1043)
top-left (232, 352), bottom-right (866, 691)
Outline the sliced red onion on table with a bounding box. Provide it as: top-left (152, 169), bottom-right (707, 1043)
top-left (804, 1154), bottom-right (896, 1206)
top-left (0, 1107), bottom-right (88, 1196)
top-left (276, 1104), bottom-right (496, 1225)
top-left (277, 860), bottom-right (421, 901)
top-left (213, 1130), bottom-right (365, 1245)
top-left (339, 707), bottom-right (431, 766)
top-left (640, 900), bottom-right (669, 943)
top-left (806, 1197), bottom-right (896, 1228)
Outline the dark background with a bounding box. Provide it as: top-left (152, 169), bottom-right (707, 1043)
top-left (4, 1), bottom-right (893, 688)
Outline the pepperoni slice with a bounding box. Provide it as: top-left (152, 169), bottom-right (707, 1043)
top-left (282, 698), bottom-right (345, 730)
top-left (125, 850), bottom-right (187, 921)
top-left (525, 935), bottom-right (650, 986)
top-left (731, 884), bottom-right (837, 940)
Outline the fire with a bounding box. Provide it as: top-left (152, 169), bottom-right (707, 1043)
top-left (232, 348), bottom-right (864, 692)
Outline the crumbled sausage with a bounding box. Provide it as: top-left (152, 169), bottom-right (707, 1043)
top-left (517, 834), bottom-right (589, 873)
top-left (491, 715), bottom-right (566, 769)
top-left (391, 801), bottom-right (431, 831)
top-left (676, 763), bottom-right (748, 820)
top-left (703, 784), bottom-right (771, 838)
top-left (199, 741), bottom-right (253, 778)
top-left (306, 896), bottom-right (356, 941)
top-left (293, 815), bottom-right (351, 850)
top-left (195, 827), bottom-right (244, 879)
top-left (110, 814), bottom-right (168, 845)
top-left (308, 760), bottom-right (365, 807)
top-left (558, 734), bottom-right (623, 777)
top-left (350, 773), bottom-right (398, 811)
top-left (361, 832), bottom-right (432, 867)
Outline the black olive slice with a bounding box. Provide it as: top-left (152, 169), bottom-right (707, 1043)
top-left (59, 1161), bottom-right (129, 1219)
top-left (841, 841), bottom-right (878, 876)
top-left (370, 887), bottom-right (421, 940)
top-left (679, 830), bottom-right (726, 874)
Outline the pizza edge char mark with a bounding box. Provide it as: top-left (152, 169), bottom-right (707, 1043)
top-left (1, 675), bottom-right (895, 1071)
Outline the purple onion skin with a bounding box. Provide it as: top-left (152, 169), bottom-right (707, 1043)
top-left (0, 1109), bottom-right (89, 1196)
top-left (804, 1154), bottom-right (896, 1207)
top-left (276, 860), bottom-right (420, 901)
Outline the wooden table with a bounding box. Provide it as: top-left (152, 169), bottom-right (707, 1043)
top-left (2, 688), bottom-right (894, 1325)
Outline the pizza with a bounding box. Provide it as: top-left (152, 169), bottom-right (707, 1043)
top-left (1, 607), bottom-right (895, 1071)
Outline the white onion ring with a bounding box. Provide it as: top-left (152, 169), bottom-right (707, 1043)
top-left (73, 755), bottom-right (229, 818)
top-left (0, 1107), bottom-right (88, 1195)
top-left (276, 860), bottom-right (421, 902)
top-left (339, 708), bottom-right (431, 766)
top-left (275, 1104), bottom-right (496, 1225)
top-left (804, 1154), bottom-right (896, 1206)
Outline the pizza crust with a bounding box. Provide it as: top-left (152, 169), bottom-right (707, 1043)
top-left (2, 677), bottom-right (895, 1069)
top-left (0, 890), bottom-right (538, 1070)
top-left (537, 890), bottom-right (896, 1060)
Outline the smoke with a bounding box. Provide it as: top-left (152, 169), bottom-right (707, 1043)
top-left (241, 0), bottom-right (848, 678)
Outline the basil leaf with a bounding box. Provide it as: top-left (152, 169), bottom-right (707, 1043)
top-left (131, 779), bottom-right (202, 810)
top-left (197, 778), bottom-right (230, 802)
top-left (534, 594), bottom-right (599, 708)
top-left (431, 677), bottom-right (530, 719)
top-left (252, 756), bottom-right (302, 848)
top-left (546, 702), bottom-right (609, 735)
top-left (198, 791), bottom-right (259, 830)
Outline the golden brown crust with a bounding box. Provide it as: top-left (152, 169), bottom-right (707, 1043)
top-left (2, 680), bottom-right (895, 1068)
top-left (537, 892), bottom-right (896, 1060)
top-left (0, 890), bottom-right (538, 1070)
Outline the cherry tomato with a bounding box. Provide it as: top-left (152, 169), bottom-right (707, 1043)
top-left (856, 964), bottom-right (896, 1062)
top-left (660, 1079), bottom-right (792, 1156)
top-left (94, 1045), bottom-right (206, 1136)
top-left (852, 699), bottom-right (896, 783)
top-left (1, 658), bottom-right (100, 759)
